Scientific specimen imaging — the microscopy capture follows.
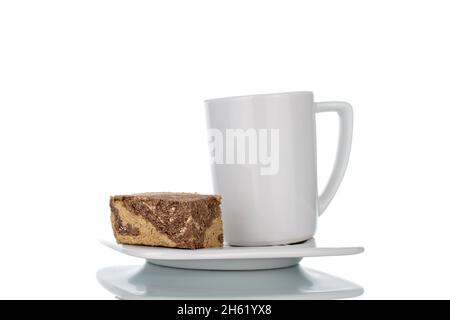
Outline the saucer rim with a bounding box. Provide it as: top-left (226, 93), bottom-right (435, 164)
top-left (99, 238), bottom-right (364, 261)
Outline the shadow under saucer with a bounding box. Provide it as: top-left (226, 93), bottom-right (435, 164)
top-left (97, 262), bottom-right (363, 300)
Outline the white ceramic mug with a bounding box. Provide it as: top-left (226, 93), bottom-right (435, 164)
top-left (205, 91), bottom-right (353, 246)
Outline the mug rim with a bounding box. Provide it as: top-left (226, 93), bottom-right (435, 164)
top-left (204, 91), bottom-right (313, 104)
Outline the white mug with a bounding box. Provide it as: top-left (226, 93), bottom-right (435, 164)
top-left (205, 91), bottom-right (353, 246)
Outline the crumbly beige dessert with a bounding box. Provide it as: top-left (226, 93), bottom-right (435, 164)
top-left (110, 192), bottom-right (223, 249)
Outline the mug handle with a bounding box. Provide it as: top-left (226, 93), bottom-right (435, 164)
top-left (315, 101), bottom-right (353, 216)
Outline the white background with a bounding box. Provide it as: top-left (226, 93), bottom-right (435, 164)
top-left (1, 0), bottom-right (449, 299)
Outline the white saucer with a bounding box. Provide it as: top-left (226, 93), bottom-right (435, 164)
top-left (97, 263), bottom-right (364, 300)
top-left (100, 239), bottom-right (363, 270)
